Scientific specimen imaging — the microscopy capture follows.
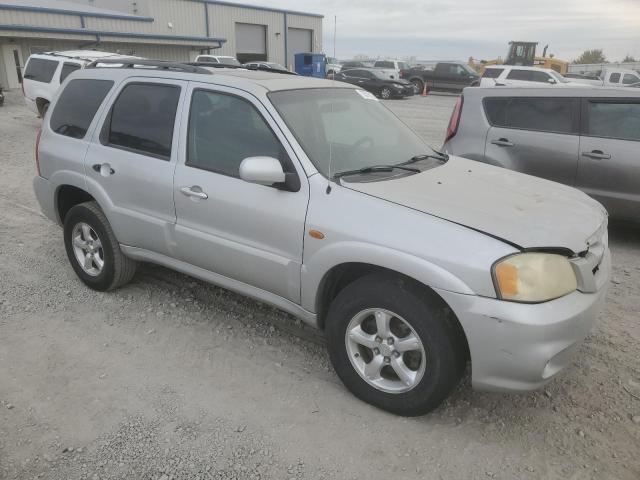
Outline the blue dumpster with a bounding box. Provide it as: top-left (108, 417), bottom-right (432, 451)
top-left (294, 53), bottom-right (326, 78)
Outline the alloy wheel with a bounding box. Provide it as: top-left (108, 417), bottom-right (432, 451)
top-left (71, 222), bottom-right (104, 277)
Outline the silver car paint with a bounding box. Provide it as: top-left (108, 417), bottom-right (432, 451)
top-left (34, 68), bottom-right (611, 392)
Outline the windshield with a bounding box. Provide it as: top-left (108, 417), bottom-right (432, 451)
top-left (550, 71), bottom-right (570, 83)
top-left (269, 88), bottom-right (439, 178)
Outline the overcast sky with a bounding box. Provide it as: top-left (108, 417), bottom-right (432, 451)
top-left (236, 0), bottom-right (640, 62)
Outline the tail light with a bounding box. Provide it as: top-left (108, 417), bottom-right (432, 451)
top-left (445, 96), bottom-right (464, 142)
top-left (35, 128), bottom-right (42, 176)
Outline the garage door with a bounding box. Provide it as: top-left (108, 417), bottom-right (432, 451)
top-left (235, 23), bottom-right (267, 63)
top-left (287, 28), bottom-right (312, 69)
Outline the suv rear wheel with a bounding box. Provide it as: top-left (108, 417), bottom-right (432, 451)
top-left (63, 201), bottom-right (136, 291)
top-left (325, 273), bottom-right (466, 416)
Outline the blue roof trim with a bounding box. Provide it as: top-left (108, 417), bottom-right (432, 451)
top-left (0, 3), bottom-right (155, 22)
top-left (199, 0), bottom-right (323, 18)
top-left (0, 24), bottom-right (226, 45)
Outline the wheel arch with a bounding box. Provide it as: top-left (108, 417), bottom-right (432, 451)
top-left (55, 184), bottom-right (95, 224)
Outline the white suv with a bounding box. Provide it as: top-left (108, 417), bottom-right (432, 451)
top-left (22, 50), bottom-right (138, 116)
top-left (480, 65), bottom-right (576, 87)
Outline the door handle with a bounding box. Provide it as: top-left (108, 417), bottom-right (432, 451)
top-left (491, 138), bottom-right (514, 147)
top-left (581, 150), bottom-right (611, 160)
top-left (180, 186), bottom-right (208, 200)
top-left (92, 163), bottom-right (115, 176)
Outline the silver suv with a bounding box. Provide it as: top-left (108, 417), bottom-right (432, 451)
top-left (34, 60), bottom-right (610, 416)
top-left (443, 86), bottom-right (640, 222)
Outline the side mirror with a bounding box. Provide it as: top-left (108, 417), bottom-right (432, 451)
top-left (239, 157), bottom-right (285, 186)
top-left (547, 78), bottom-right (557, 84)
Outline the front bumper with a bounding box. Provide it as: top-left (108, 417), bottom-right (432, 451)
top-left (435, 248), bottom-right (611, 392)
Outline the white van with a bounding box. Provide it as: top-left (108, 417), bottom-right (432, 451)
top-left (22, 51), bottom-right (138, 116)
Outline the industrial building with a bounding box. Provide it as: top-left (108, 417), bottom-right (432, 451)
top-left (0, 0), bottom-right (323, 89)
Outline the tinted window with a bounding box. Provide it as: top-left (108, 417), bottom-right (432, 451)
top-left (444, 64), bottom-right (467, 76)
top-left (529, 70), bottom-right (552, 83)
top-left (187, 90), bottom-right (286, 177)
top-left (483, 68), bottom-right (502, 79)
top-left (375, 61), bottom-right (394, 69)
top-left (59, 62), bottom-right (81, 83)
top-left (506, 69), bottom-right (532, 81)
top-left (107, 83), bottom-right (180, 160)
top-left (622, 73), bottom-right (640, 85)
top-left (50, 79), bottom-right (113, 139)
top-left (24, 58), bottom-right (58, 83)
top-left (587, 101), bottom-right (640, 141)
top-left (609, 73), bottom-right (621, 83)
top-left (484, 97), bottom-right (575, 134)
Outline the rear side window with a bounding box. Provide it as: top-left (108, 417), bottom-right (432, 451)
top-left (187, 90), bottom-right (286, 178)
top-left (587, 101), bottom-right (640, 141)
top-left (50, 79), bottom-right (114, 139)
top-left (609, 73), bottom-right (621, 83)
top-left (106, 83), bottom-right (180, 160)
top-left (482, 68), bottom-right (502, 79)
top-left (484, 97), bottom-right (575, 134)
top-left (59, 62), bottom-right (81, 83)
top-left (24, 58), bottom-right (58, 83)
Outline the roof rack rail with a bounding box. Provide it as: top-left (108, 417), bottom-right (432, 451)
top-left (186, 62), bottom-right (298, 76)
top-left (85, 58), bottom-right (212, 74)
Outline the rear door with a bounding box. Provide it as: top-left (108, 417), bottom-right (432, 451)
top-left (85, 78), bottom-right (186, 256)
top-left (577, 98), bottom-right (640, 220)
top-left (483, 96), bottom-right (580, 185)
top-left (172, 84), bottom-right (309, 302)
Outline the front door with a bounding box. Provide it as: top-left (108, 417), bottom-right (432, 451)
top-left (85, 78), bottom-right (187, 256)
top-left (483, 96), bottom-right (580, 185)
top-left (173, 84), bottom-right (309, 303)
top-left (576, 98), bottom-right (640, 221)
top-left (2, 45), bottom-right (24, 89)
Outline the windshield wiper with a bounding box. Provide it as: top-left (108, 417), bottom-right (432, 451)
top-left (400, 151), bottom-right (448, 165)
top-left (333, 164), bottom-right (420, 180)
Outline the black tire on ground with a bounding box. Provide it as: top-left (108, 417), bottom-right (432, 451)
top-left (36, 100), bottom-right (49, 118)
top-left (410, 78), bottom-right (424, 95)
top-left (325, 273), bottom-right (467, 416)
top-left (63, 201), bottom-right (137, 291)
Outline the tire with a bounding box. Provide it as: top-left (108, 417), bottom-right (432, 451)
top-left (63, 201), bottom-right (137, 291)
top-left (36, 99), bottom-right (49, 118)
top-left (380, 87), bottom-right (392, 100)
top-left (325, 273), bottom-right (466, 416)
top-left (410, 78), bottom-right (424, 95)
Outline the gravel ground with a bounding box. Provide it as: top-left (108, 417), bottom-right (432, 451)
top-left (0, 89), bottom-right (639, 480)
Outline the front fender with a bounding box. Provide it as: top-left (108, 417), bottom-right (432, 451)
top-left (300, 241), bottom-right (474, 313)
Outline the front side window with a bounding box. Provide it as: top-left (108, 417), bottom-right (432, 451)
top-left (60, 62), bottom-right (81, 83)
top-left (622, 73), bottom-right (640, 85)
top-left (506, 69), bottom-right (532, 81)
top-left (269, 88), bottom-right (439, 178)
top-left (529, 71), bottom-right (553, 83)
top-left (107, 83), bottom-right (180, 160)
top-left (483, 68), bottom-right (502, 79)
top-left (587, 101), bottom-right (640, 141)
top-left (50, 79), bottom-right (114, 139)
top-left (187, 90), bottom-right (287, 177)
top-left (24, 58), bottom-right (58, 83)
top-left (375, 61), bottom-right (394, 69)
top-left (484, 97), bottom-right (575, 134)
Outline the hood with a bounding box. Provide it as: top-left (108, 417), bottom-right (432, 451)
top-left (343, 156), bottom-right (607, 253)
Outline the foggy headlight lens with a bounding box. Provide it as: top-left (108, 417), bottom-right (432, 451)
top-left (493, 252), bottom-right (577, 303)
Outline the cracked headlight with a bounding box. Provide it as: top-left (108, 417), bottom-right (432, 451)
top-left (492, 252), bottom-right (577, 303)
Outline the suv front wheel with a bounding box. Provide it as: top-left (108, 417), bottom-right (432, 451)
top-left (63, 201), bottom-right (137, 291)
top-left (325, 273), bottom-right (466, 416)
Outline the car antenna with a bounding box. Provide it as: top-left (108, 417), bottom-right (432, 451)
top-left (327, 14), bottom-right (337, 194)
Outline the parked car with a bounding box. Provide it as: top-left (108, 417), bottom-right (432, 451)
top-left (325, 56), bottom-right (342, 76)
top-left (194, 55), bottom-right (242, 66)
top-left (567, 68), bottom-right (640, 87)
top-left (244, 61), bottom-right (288, 72)
top-left (22, 50), bottom-right (138, 116)
top-left (334, 68), bottom-right (414, 99)
top-left (442, 86), bottom-right (640, 222)
top-left (479, 66), bottom-right (580, 87)
top-left (402, 62), bottom-right (479, 94)
top-left (373, 60), bottom-right (411, 79)
top-left (33, 60), bottom-right (610, 416)
top-left (341, 60), bottom-right (375, 69)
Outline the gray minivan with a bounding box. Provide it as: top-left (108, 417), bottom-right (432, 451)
top-left (443, 87), bottom-right (640, 222)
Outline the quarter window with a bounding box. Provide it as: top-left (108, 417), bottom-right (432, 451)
top-left (587, 101), bottom-right (640, 141)
top-left (187, 90), bottom-right (286, 178)
top-left (50, 79), bottom-right (114, 139)
top-left (484, 97), bottom-right (575, 134)
top-left (24, 58), bottom-right (58, 83)
top-left (59, 62), bottom-right (81, 83)
top-left (106, 83), bottom-right (180, 160)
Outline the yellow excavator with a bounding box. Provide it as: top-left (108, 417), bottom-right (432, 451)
top-left (469, 41), bottom-right (569, 75)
